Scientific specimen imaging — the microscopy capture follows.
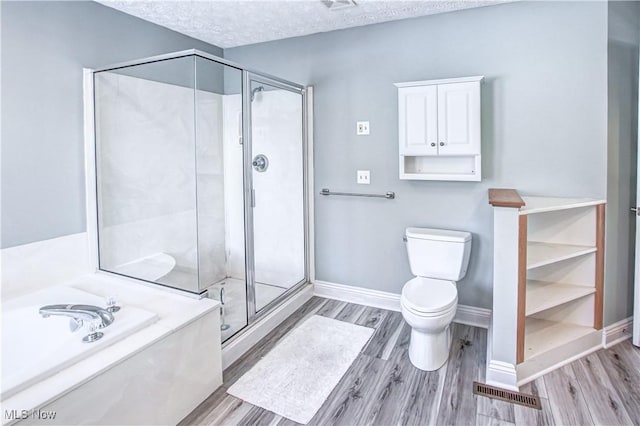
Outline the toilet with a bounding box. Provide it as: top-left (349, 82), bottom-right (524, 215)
top-left (401, 227), bottom-right (472, 371)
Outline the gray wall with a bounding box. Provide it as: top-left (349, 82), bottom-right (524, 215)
top-left (226, 1), bottom-right (609, 312)
top-left (4, 1), bottom-right (625, 322)
top-left (606, 1), bottom-right (640, 325)
top-left (1, 1), bottom-right (223, 248)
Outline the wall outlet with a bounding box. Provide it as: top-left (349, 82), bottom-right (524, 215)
top-left (357, 170), bottom-right (370, 184)
top-left (356, 121), bottom-right (370, 135)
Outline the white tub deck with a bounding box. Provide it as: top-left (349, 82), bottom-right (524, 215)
top-left (1, 273), bottom-right (221, 425)
top-left (2, 286), bottom-right (157, 400)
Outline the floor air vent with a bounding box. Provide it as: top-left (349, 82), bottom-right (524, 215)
top-left (473, 382), bottom-right (542, 410)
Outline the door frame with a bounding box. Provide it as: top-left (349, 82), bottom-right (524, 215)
top-left (242, 71), bottom-right (311, 325)
top-left (634, 57), bottom-right (640, 347)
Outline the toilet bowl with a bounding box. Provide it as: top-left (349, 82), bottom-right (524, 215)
top-left (401, 277), bottom-right (458, 370)
top-left (401, 228), bottom-right (472, 371)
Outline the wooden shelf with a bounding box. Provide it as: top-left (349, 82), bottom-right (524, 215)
top-left (526, 241), bottom-right (596, 270)
top-left (525, 280), bottom-right (595, 316)
top-left (524, 318), bottom-right (594, 361)
top-left (488, 189), bottom-right (605, 387)
top-left (489, 188), bottom-right (525, 208)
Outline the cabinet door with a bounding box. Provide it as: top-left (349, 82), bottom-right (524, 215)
top-left (437, 82), bottom-right (480, 155)
top-left (398, 86), bottom-right (438, 155)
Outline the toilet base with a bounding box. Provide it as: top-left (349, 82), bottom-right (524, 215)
top-left (408, 325), bottom-right (452, 371)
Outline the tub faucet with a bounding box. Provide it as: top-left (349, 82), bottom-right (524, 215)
top-left (39, 304), bottom-right (115, 331)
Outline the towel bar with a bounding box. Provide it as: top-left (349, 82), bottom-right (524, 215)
top-left (320, 188), bottom-right (395, 199)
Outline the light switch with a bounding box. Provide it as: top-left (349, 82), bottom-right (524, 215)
top-left (356, 121), bottom-right (370, 135)
top-left (357, 170), bottom-right (370, 184)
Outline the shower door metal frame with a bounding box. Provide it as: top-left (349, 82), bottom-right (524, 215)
top-left (241, 70), bottom-right (310, 325)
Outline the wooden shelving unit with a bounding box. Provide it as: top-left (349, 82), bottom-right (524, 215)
top-left (487, 189), bottom-right (605, 389)
top-left (518, 195), bottom-right (605, 365)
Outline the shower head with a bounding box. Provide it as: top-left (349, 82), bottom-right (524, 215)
top-left (250, 86), bottom-right (264, 102)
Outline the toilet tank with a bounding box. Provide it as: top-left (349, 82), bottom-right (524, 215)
top-left (405, 227), bottom-right (472, 281)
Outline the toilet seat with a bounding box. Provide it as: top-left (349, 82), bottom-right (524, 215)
top-left (401, 277), bottom-right (457, 315)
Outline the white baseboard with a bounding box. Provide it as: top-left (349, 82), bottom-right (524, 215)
top-left (486, 360), bottom-right (519, 391)
top-left (603, 317), bottom-right (633, 348)
top-left (314, 280), bottom-right (402, 312)
top-left (456, 304), bottom-right (493, 329)
top-left (485, 322), bottom-right (518, 391)
top-left (221, 284), bottom-right (314, 369)
top-left (313, 280), bottom-right (491, 329)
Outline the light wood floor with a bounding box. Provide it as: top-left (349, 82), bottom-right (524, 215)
top-left (180, 297), bottom-right (640, 426)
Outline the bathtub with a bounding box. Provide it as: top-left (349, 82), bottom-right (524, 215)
top-left (1, 273), bottom-right (221, 425)
top-left (1, 286), bottom-right (157, 400)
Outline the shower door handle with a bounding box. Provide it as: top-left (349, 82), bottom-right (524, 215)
top-left (252, 154), bottom-right (269, 172)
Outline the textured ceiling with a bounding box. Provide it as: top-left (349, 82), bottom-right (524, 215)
top-left (97, 0), bottom-right (508, 48)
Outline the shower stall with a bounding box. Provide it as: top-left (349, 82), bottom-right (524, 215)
top-left (91, 50), bottom-right (309, 342)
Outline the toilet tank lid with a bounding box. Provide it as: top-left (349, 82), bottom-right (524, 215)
top-left (406, 227), bottom-right (471, 243)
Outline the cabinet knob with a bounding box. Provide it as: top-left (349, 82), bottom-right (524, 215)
top-left (430, 142), bottom-right (436, 147)
top-left (439, 142), bottom-right (445, 146)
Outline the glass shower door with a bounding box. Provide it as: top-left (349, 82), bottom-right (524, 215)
top-left (246, 76), bottom-right (306, 315)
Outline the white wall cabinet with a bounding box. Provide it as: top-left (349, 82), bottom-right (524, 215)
top-left (395, 76), bottom-right (482, 181)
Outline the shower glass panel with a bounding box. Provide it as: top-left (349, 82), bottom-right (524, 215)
top-left (248, 77), bottom-right (306, 312)
top-left (94, 57), bottom-right (201, 292)
top-left (94, 57), bottom-right (248, 341)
